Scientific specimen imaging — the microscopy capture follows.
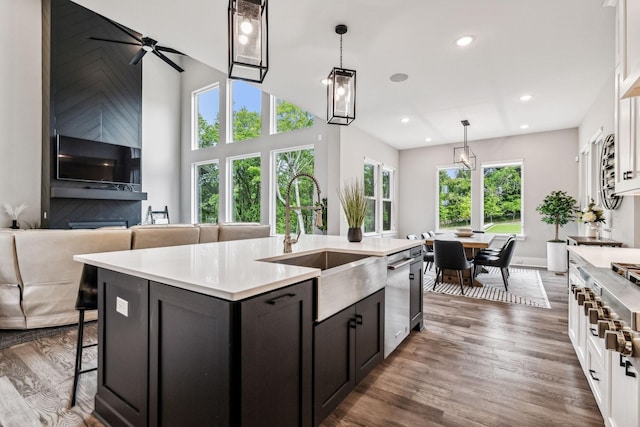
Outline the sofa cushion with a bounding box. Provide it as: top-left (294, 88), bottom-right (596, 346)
top-left (197, 224), bottom-right (220, 243)
top-left (14, 229), bottom-right (132, 329)
top-left (131, 224), bottom-right (200, 249)
top-left (0, 231), bottom-right (25, 328)
top-left (217, 223), bottom-right (271, 242)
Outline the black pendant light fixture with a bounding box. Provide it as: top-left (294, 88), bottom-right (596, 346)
top-left (228, 0), bottom-right (268, 83)
top-left (327, 24), bottom-right (356, 125)
top-left (453, 120), bottom-right (476, 170)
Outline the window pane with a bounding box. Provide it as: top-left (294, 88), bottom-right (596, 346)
top-left (276, 99), bottom-right (314, 133)
top-left (364, 199), bottom-right (376, 233)
top-left (383, 201), bottom-right (391, 231)
top-left (438, 168), bottom-right (471, 230)
top-left (274, 149), bottom-right (315, 234)
top-left (482, 165), bottom-right (522, 234)
top-left (363, 164), bottom-right (375, 197)
top-left (382, 170), bottom-right (390, 199)
top-left (231, 80), bottom-right (262, 142)
top-left (231, 156), bottom-right (261, 222)
top-left (196, 162), bottom-right (219, 223)
top-left (195, 86), bottom-right (220, 148)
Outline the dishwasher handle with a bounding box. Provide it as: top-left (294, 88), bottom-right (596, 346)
top-left (387, 258), bottom-right (414, 270)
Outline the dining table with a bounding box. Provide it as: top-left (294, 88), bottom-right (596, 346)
top-left (424, 232), bottom-right (497, 287)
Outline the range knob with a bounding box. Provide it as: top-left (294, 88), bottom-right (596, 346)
top-left (598, 318), bottom-right (623, 338)
top-left (604, 328), bottom-right (637, 355)
top-left (584, 299), bottom-right (604, 316)
top-left (588, 305), bottom-right (611, 323)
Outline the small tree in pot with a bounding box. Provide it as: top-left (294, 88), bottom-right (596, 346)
top-left (536, 190), bottom-right (578, 272)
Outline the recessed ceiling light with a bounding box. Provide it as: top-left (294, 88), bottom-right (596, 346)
top-left (425, 137), bottom-right (432, 142)
top-left (390, 73), bottom-right (409, 83)
top-left (321, 78), bottom-right (329, 85)
top-left (456, 35), bottom-right (474, 47)
top-left (520, 124), bottom-right (529, 129)
top-left (520, 94), bottom-right (532, 102)
top-left (401, 117), bottom-right (410, 124)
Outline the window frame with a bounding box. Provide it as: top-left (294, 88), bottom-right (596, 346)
top-left (226, 79), bottom-right (262, 144)
top-left (479, 159), bottom-right (524, 236)
top-left (226, 152), bottom-right (262, 222)
top-left (192, 83), bottom-right (220, 150)
top-left (269, 145), bottom-right (315, 235)
top-left (362, 159), bottom-right (395, 236)
top-left (192, 159), bottom-right (220, 223)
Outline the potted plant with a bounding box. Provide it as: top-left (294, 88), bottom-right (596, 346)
top-left (4, 202), bottom-right (28, 229)
top-left (536, 190), bottom-right (578, 272)
top-left (337, 178), bottom-right (367, 242)
top-left (579, 198), bottom-right (605, 237)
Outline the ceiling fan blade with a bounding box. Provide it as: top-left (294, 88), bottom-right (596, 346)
top-left (156, 45), bottom-right (184, 56)
top-left (129, 48), bottom-right (148, 65)
top-left (95, 14), bottom-right (143, 44)
top-left (152, 50), bottom-right (184, 73)
top-left (87, 36), bottom-right (141, 47)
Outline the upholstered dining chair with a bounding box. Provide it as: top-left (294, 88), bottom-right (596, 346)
top-left (433, 240), bottom-right (474, 295)
top-left (472, 238), bottom-right (517, 291)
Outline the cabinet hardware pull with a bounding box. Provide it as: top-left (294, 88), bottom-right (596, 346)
top-left (388, 258), bottom-right (413, 270)
top-left (625, 361), bottom-right (636, 378)
top-left (590, 328), bottom-right (598, 337)
top-left (266, 293), bottom-right (296, 305)
top-left (355, 314), bottom-right (363, 325)
top-left (349, 318), bottom-right (357, 329)
top-left (588, 369), bottom-right (600, 381)
top-left (409, 273), bottom-right (415, 279)
top-left (620, 354), bottom-right (626, 367)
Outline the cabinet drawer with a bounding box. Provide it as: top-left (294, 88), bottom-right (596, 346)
top-left (586, 338), bottom-right (608, 414)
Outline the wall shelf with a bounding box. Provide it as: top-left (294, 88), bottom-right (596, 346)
top-left (51, 187), bottom-right (147, 201)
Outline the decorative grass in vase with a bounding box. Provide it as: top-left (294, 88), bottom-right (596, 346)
top-left (337, 178), bottom-right (367, 242)
top-left (4, 202), bottom-right (28, 229)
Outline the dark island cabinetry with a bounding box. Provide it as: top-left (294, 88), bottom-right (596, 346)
top-left (313, 289), bottom-right (385, 426)
top-left (409, 258), bottom-right (424, 331)
top-left (94, 268), bottom-right (312, 427)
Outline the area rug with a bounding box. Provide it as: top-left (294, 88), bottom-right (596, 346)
top-left (0, 323), bottom-right (79, 350)
top-left (424, 267), bottom-right (551, 308)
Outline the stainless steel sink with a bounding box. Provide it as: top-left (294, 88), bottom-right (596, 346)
top-left (261, 250), bottom-right (386, 321)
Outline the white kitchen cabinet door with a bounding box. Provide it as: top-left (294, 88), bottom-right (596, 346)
top-left (608, 355), bottom-right (639, 427)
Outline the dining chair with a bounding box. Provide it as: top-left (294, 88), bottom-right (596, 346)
top-left (420, 232), bottom-right (435, 271)
top-left (472, 238), bottom-right (517, 291)
top-left (433, 240), bottom-right (474, 295)
top-left (476, 234), bottom-right (516, 258)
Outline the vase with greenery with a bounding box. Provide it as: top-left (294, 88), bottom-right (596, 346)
top-left (536, 190), bottom-right (578, 272)
top-left (337, 178), bottom-right (367, 242)
top-left (4, 202), bottom-right (28, 229)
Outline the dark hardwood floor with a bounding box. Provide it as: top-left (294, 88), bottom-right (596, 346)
top-left (0, 269), bottom-right (602, 426)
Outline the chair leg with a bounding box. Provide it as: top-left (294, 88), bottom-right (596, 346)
top-left (500, 267), bottom-right (509, 291)
top-left (70, 310), bottom-right (85, 407)
top-left (433, 268), bottom-right (439, 290)
top-left (456, 270), bottom-right (465, 295)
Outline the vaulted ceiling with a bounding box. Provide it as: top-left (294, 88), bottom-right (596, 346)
top-left (73, 0), bottom-right (615, 150)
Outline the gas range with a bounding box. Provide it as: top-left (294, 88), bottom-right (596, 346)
top-left (611, 262), bottom-right (640, 286)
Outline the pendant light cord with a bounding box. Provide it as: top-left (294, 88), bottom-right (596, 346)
top-left (339, 34), bottom-right (343, 68)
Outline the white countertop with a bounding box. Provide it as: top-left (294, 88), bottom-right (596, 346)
top-left (568, 246), bottom-right (640, 268)
top-left (74, 235), bottom-right (421, 301)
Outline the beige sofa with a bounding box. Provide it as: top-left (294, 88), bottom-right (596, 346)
top-left (0, 223), bottom-right (271, 329)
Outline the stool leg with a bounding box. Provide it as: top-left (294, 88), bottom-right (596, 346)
top-left (457, 270), bottom-right (465, 295)
top-left (70, 310), bottom-right (85, 407)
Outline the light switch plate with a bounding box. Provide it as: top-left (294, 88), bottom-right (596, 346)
top-left (116, 297), bottom-right (129, 317)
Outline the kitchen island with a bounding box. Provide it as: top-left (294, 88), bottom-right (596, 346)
top-left (75, 235), bottom-right (422, 427)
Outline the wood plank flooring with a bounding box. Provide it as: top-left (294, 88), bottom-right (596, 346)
top-left (0, 269), bottom-right (602, 426)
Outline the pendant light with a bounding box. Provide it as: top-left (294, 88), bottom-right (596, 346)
top-left (327, 24), bottom-right (356, 125)
top-left (453, 120), bottom-right (476, 170)
top-left (228, 0), bottom-right (268, 83)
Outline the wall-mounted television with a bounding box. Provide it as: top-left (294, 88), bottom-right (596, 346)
top-left (56, 135), bottom-right (141, 185)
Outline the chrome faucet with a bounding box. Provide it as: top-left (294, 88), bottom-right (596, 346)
top-left (284, 173), bottom-right (323, 253)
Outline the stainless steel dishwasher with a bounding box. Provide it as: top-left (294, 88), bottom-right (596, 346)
top-left (384, 249), bottom-right (420, 357)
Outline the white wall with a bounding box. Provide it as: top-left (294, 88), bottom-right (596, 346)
top-left (399, 128), bottom-right (580, 266)
top-left (578, 71), bottom-right (639, 248)
top-left (0, 0), bottom-right (42, 227)
top-left (338, 126), bottom-right (400, 237)
top-left (141, 58), bottom-right (182, 223)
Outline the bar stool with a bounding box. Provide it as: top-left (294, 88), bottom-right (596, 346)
top-left (70, 264), bottom-right (98, 407)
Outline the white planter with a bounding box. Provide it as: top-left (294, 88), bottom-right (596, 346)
top-left (547, 241), bottom-right (568, 272)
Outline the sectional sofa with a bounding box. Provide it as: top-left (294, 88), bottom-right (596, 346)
top-left (0, 223), bottom-right (271, 329)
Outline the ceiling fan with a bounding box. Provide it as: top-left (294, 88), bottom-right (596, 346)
top-left (88, 15), bottom-right (185, 73)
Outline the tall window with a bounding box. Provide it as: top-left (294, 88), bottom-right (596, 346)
top-left (193, 84), bottom-right (220, 149)
top-left (271, 97), bottom-right (314, 134)
top-left (481, 162), bottom-right (523, 234)
top-left (273, 147), bottom-right (316, 234)
top-left (229, 80), bottom-right (262, 143)
top-left (437, 167), bottom-right (471, 230)
top-left (363, 161), bottom-right (394, 234)
top-left (194, 161), bottom-right (219, 223)
top-left (229, 154), bottom-right (261, 222)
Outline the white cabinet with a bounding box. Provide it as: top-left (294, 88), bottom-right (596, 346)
top-left (608, 355), bottom-right (639, 427)
top-left (614, 0), bottom-right (640, 194)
